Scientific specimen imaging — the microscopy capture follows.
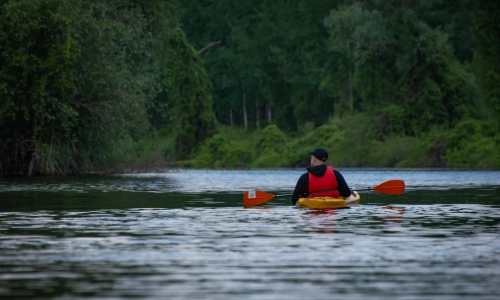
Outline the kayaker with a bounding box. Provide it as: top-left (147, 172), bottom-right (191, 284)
top-left (292, 148), bottom-right (352, 205)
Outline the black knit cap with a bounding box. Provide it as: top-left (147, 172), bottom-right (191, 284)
top-left (309, 148), bottom-right (328, 162)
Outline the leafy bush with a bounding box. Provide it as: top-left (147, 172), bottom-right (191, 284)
top-left (442, 119), bottom-right (500, 168)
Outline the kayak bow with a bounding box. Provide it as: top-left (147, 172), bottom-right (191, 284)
top-left (296, 192), bottom-right (360, 209)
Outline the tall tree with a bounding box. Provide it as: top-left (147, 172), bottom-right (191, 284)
top-left (180, 0), bottom-right (342, 131)
top-left (473, 0), bottom-right (500, 130)
top-left (163, 29), bottom-right (216, 159)
top-left (324, 1), bottom-right (474, 136)
top-left (0, 0), bottom-right (214, 175)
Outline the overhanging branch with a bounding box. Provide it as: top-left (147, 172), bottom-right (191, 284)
top-left (197, 41), bottom-right (221, 55)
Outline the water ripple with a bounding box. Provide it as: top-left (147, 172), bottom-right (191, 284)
top-left (0, 205), bottom-right (499, 298)
top-left (1, 169), bottom-right (500, 194)
top-left (1, 170), bottom-right (500, 299)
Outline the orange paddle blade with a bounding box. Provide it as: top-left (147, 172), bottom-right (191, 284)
top-left (243, 190), bottom-right (275, 207)
top-left (372, 180), bottom-right (405, 194)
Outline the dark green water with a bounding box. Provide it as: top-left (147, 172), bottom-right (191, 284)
top-left (1, 169), bottom-right (499, 299)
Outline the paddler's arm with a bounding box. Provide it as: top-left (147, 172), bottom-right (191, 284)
top-left (334, 170), bottom-right (352, 197)
top-left (292, 173), bottom-right (308, 205)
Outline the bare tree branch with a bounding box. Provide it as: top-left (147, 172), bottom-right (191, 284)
top-left (197, 41), bottom-right (221, 55)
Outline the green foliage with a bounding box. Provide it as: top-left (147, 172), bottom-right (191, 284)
top-left (374, 105), bottom-right (407, 137)
top-left (325, 3), bottom-right (475, 136)
top-left (1, 0), bottom-right (499, 174)
top-left (288, 123), bottom-right (343, 166)
top-left (180, 0), bottom-right (342, 131)
top-left (0, 0), bottom-right (217, 175)
top-left (441, 119), bottom-right (500, 168)
top-left (473, 0), bottom-right (500, 130)
top-left (190, 117), bottom-right (429, 169)
top-left (0, 0), bottom-right (79, 174)
top-left (163, 29), bottom-right (216, 159)
top-left (255, 124), bottom-right (286, 155)
top-left (184, 124), bottom-right (292, 168)
top-left (253, 124), bottom-right (289, 167)
top-left (416, 118), bottom-right (500, 169)
top-left (185, 127), bottom-right (254, 168)
top-left (177, 0), bottom-right (499, 170)
top-left (369, 137), bottom-right (426, 168)
top-left (123, 129), bottom-right (177, 171)
top-left (288, 114), bottom-right (423, 168)
top-left (417, 0), bottom-right (475, 63)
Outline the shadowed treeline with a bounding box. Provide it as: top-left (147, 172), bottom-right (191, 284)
top-left (1, 0), bottom-right (499, 175)
top-left (180, 0), bottom-right (499, 169)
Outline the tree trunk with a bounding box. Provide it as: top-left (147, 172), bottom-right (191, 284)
top-left (229, 108), bottom-right (234, 127)
top-left (255, 94), bottom-right (261, 129)
top-left (266, 103), bottom-right (272, 123)
top-left (243, 91), bottom-right (248, 129)
top-left (348, 63), bottom-right (353, 112)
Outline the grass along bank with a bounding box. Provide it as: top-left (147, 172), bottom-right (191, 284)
top-left (171, 115), bottom-right (500, 169)
top-left (123, 114), bottom-right (500, 171)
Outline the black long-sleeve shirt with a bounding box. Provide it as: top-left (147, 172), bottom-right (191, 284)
top-left (292, 164), bottom-right (351, 205)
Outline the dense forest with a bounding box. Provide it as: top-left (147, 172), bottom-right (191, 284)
top-left (0, 0), bottom-right (499, 175)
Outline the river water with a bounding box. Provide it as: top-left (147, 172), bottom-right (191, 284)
top-left (1, 169), bottom-right (499, 299)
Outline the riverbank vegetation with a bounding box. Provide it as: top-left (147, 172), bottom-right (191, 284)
top-left (1, 0), bottom-right (499, 175)
top-left (182, 116), bottom-right (499, 169)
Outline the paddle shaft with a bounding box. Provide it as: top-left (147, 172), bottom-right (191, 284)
top-left (275, 193), bottom-right (292, 198)
top-left (269, 187), bottom-right (374, 198)
top-left (272, 189), bottom-right (350, 198)
top-left (351, 187), bottom-right (371, 191)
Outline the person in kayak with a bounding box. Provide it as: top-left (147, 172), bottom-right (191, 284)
top-left (292, 148), bottom-right (352, 205)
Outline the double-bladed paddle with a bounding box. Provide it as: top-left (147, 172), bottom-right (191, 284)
top-left (243, 179), bottom-right (405, 207)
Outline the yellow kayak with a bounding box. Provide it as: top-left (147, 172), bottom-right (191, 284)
top-left (296, 192), bottom-right (360, 209)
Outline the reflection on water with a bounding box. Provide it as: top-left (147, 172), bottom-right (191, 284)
top-left (1, 168), bottom-right (500, 194)
top-left (0, 169), bottom-right (500, 299)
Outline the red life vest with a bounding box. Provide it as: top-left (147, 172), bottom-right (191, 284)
top-left (308, 166), bottom-right (340, 198)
